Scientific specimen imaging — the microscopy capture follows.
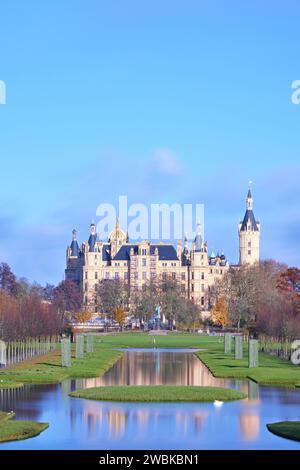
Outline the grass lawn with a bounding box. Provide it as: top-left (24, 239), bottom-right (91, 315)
top-left (0, 412), bottom-right (48, 443)
top-left (0, 380), bottom-right (24, 390)
top-left (196, 338), bottom-right (300, 386)
top-left (267, 421), bottom-right (300, 442)
top-left (70, 385), bottom-right (246, 402)
top-left (0, 343), bottom-right (123, 387)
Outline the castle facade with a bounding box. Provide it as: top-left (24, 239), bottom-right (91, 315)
top-left (65, 189), bottom-right (260, 314)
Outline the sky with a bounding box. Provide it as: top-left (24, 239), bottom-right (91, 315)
top-left (0, 0), bottom-right (299, 285)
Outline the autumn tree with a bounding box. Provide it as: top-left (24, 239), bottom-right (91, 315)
top-left (211, 296), bottom-right (228, 327)
top-left (113, 307), bottom-right (127, 330)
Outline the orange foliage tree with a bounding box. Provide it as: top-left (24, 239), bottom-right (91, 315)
top-left (211, 296), bottom-right (228, 327)
top-left (113, 307), bottom-right (126, 329)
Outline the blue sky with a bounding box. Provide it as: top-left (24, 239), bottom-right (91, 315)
top-left (0, 0), bottom-right (299, 284)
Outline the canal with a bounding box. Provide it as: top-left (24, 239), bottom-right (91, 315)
top-left (1, 348), bottom-right (300, 449)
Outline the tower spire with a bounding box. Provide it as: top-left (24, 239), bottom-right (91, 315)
top-left (70, 228), bottom-right (79, 257)
top-left (247, 180), bottom-right (253, 210)
top-left (238, 184), bottom-right (260, 265)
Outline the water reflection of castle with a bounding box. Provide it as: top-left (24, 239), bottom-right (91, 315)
top-left (84, 351), bottom-right (235, 388)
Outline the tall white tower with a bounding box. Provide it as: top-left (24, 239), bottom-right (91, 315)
top-left (238, 187), bottom-right (260, 265)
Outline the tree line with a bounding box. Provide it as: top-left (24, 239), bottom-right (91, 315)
top-left (0, 263), bottom-right (82, 340)
top-left (211, 260), bottom-right (300, 339)
top-left (95, 277), bottom-right (201, 330)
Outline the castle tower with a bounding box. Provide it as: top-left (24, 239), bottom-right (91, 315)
top-left (238, 187), bottom-right (260, 265)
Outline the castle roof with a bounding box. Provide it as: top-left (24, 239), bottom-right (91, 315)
top-left (240, 209), bottom-right (259, 232)
top-left (113, 244), bottom-right (179, 261)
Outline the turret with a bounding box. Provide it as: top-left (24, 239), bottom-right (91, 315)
top-left (238, 186), bottom-right (260, 265)
top-left (70, 229), bottom-right (80, 257)
top-left (88, 222), bottom-right (97, 252)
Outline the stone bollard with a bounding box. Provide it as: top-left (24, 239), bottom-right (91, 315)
top-left (224, 333), bottom-right (232, 354)
top-left (61, 338), bottom-right (72, 367)
top-left (248, 339), bottom-right (259, 368)
top-left (86, 334), bottom-right (94, 353)
top-left (0, 340), bottom-right (7, 368)
top-left (76, 334), bottom-right (84, 359)
top-left (235, 336), bottom-right (243, 360)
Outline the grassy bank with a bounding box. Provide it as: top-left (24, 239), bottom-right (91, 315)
top-left (0, 380), bottom-right (24, 390)
top-left (0, 412), bottom-right (48, 443)
top-left (70, 385), bottom-right (246, 402)
top-left (0, 343), bottom-right (123, 387)
top-left (267, 421), bottom-right (300, 442)
top-left (196, 339), bottom-right (300, 386)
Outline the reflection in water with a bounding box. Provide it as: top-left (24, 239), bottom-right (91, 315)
top-left (1, 349), bottom-right (300, 450)
top-left (240, 413), bottom-right (260, 441)
top-left (84, 350), bottom-right (240, 388)
top-left (248, 381), bottom-right (260, 403)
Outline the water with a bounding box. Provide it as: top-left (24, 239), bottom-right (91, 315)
top-left (1, 348), bottom-right (300, 450)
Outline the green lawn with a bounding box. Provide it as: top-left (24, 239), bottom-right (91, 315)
top-left (0, 342), bottom-right (123, 387)
top-left (196, 339), bottom-right (300, 386)
top-left (0, 412), bottom-right (48, 443)
top-left (70, 385), bottom-right (246, 402)
top-left (0, 380), bottom-right (24, 390)
top-left (267, 421), bottom-right (300, 442)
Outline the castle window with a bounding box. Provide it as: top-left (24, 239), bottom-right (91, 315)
top-left (162, 272), bottom-right (167, 280)
top-left (201, 284), bottom-right (205, 292)
top-left (191, 272), bottom-right (194, 280)
top-left (172, 272), bottom-right (176, 280)
top-left (85, 272), bottom-right (88, 280)
top-left (141, 248), bottom-right (147, 256)
top-left (201, 297), bottom-right (205, 306)
top-left (150, 272), bottom-right (156, 279)
top-left (105, 272), bottom-right (109, 279)
top-left (85, 283), bottom-right (88, 292)
top-left (201, 272), bottom-right (205, 280)
top-left (115, 272), bottom-right (119, 280)
top-left (248, 250), bottom-right (251, 255)
top-left (142, 258), bottom-right (147, 267)
top-left (181, 273), bottom-right (185, 281)
top-left (134, 272), bottom-right (138, 280)
top-left (95, 272), bottom-right (98, 280)
top-left (248, 241), bottom-right (251, 247)
top-left (142, 272), bottom-right (147, 281)
top-left (124, 272), bottom-right (128, 280)
top-left (191, 284), bottom-right (194, 292)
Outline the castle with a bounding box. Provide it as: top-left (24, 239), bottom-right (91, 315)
top-left (65, 189), bottom-right (260, 314)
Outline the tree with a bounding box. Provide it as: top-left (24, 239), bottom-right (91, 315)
top-left (95, 279), bottom-right (128, 322)
top-left (0, 262), bottom-right (19, 295)
top-left (177, 299), bottom-right (201, 331)
top-left (211, 296), bottom-right (228, 327)
top-left (278, 267), bottom-right (300, 295)
top-left (130, 280), bottom-right (159, 323)
top-left (158, 277), bottom-right (185, 324)
top-left (113, 307), bottom-right (126, 330)
top-left (53, 280), bottom-right (83, 327)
